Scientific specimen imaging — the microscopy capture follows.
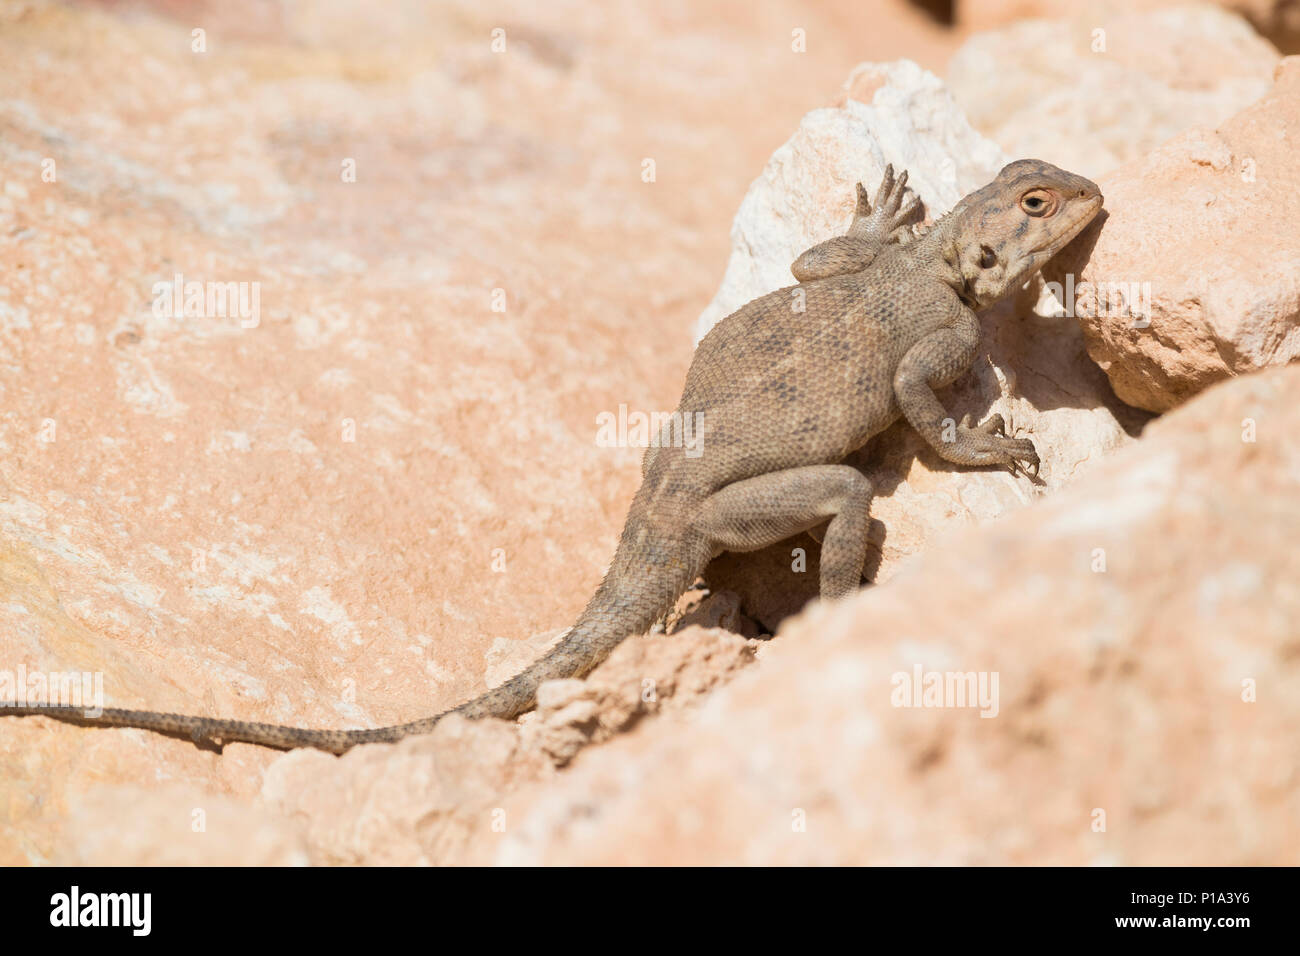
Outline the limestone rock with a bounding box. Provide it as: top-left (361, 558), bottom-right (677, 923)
top-left (957, 0), bottom-right (1173, 30)
top-left (260, 716), bottom-right (547, 865)
top-left (1047, 57), bottom-right (1300, 412)
top-left (956, 0), bottom-right (1299, 48)
top-left (58, 787), bottom-right (309, 866)
top-left (256, 618), bottom-right (755, 863)
top-left (947, 5), bottom-right (1279, 179)
top-left (499, 364), bottom-right (1300, 865)
top-left (522, 620), bottom-right (758, 766)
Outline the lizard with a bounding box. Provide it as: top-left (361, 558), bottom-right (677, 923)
top-left (1, 158), bottom-right (1103, 754)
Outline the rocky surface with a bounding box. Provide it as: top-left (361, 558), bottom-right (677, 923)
top-left (955, 0), bottom-right (1300, 53)
top-left (1048, 57), bottom-right (1300, 412)
top-left (59, 786), bottom-right (310, 866)
top-left (57, 613), bottom-right (755, 865)
top-left (946, 5), bottom-right (1279, 179)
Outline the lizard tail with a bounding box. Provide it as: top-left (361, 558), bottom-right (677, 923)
top-left (1, 519), bottom-right (712, 755)
top-left (451, 522), bottom-right (711, 722)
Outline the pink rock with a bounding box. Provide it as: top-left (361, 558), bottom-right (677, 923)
top-left (947, 4), bottom-right (1279, 178)
top-left (1051, 57), bottom-right (1300, 412)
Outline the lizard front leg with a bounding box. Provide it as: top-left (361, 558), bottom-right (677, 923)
top-left (691, 464), bottom-right (872, 599)
top-left (790, 165), bottom-right (922, 281)
top-left (892, 309), bottom-right (1040, 474)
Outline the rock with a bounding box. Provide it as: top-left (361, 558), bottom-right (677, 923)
top-left (1236, 0), bottom-right (1300, 51)
top-left (499, 363), bottom-right (1300, 865)
top-left (58, 787), bottom-right (309, 866)
top-left (258, 621), bottom-right (755, 863)
top-left (260, 716), bottom-right (548, 865)
top-left (955, 0), bottom-right (1160, 30)
top-left (522, 621), bottom-right (758, 766)
top-left (955, 0), bottom-right (1299, 44)
top-left (694, 59), bottom-right (1145, 626)
top-left (946, 5), bottom-right (1279, 179)
top-left (1047, 57), bottom-right (1300, 412)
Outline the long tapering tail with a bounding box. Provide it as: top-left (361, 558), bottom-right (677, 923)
top-left (1, 519), bottom-right (711, 754)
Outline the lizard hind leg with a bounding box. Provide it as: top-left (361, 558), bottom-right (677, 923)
top-left (690, 464), bottom-right (873, 601)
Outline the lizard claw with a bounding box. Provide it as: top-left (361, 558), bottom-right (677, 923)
top-left (1008, 455), bottom-right (1044, 483)
top-left (1005, 439), bottom-right (1041, 480)
top-left (854, 181), bottom-right (872, 218)
top-left (957, 418), bottom-right (1039, 478)
top-left (873, 164), bottom-right (896, 214)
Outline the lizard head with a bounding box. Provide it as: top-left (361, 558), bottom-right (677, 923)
top-left (942, 159), bottom-right (1103, 308)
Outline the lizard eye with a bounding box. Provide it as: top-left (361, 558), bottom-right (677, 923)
top-left (1020, 189), bottom-right (1058, 217)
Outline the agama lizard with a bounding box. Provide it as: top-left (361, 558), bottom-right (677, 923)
top-left (2, 159), bottom-right (1102, 753)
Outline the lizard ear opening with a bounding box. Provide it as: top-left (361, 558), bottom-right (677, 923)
top-left (978, 245), bottom-right (997, 269)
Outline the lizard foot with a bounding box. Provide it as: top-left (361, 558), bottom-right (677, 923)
top-left (955, 424), bottom-right (1040, 477)
top-left (855, 164), bottom-right (922, 246)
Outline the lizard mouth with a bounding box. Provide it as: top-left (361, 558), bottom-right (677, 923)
top-left (1041, 194), bottom-right (1103, 261)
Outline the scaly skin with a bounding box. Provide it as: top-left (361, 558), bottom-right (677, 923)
top-left (1, 159), bottom-right (1103, 753)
